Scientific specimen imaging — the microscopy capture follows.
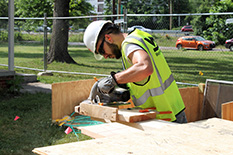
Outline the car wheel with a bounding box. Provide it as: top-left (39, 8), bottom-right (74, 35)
top-left (177, 44), bottom-right (182, 50)
top-left (230, 45), bottom-right (233, 51)
top-left (198, 45), bottom-right (203, 51)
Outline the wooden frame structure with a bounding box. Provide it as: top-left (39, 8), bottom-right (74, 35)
top-left (52, 79), bottom-right (205, 122)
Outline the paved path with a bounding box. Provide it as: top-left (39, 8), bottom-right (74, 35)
top-left (21, 82), bottom-right (51, 94)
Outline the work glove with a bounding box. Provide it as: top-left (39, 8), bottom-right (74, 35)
top-left (88, 80), bottom-right (111, 104)
top-left (98, 72), bottom-right (118, 94)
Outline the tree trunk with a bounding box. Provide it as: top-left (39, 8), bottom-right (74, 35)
top-left (47, 0), bottom-right (76, 64)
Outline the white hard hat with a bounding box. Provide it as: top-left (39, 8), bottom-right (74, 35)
top-left (83, 20), bottom-right (112, 60)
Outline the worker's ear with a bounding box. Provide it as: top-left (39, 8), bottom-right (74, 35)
top-left (104, 34), bottom-right (113, 44)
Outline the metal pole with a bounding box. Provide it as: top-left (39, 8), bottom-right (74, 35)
top-left (123, 8), bottom-right (127, 33)
top-left (8, 0), bottom-right (14, 71)
top-left (118, 0), bottom-right (121, 19)
top-left (43, 13), bottom-right (48, 72)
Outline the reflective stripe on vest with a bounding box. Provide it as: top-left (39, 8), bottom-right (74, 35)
top-left (123, 35), bottom-right (175, 106)
top-left (132, 74), bottom-right (174, 106)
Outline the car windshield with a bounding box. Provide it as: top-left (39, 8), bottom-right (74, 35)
top-left (195, 36), bottom-right (206, 41)
top-left (134, 26), bottom-right (142, 29)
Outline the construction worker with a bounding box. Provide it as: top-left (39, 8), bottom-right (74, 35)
top-left (83, 20), bottom-right (187, 123)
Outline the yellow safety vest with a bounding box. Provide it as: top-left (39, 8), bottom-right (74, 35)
top-left (121, 29), bottom-right (185, 121)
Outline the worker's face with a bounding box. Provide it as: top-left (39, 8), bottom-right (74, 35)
top-left (96, 37), bottom-right (121, 59)
top-left (105, 41), bottom-right (122, 59)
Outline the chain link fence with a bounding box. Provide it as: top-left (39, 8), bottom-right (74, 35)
top-left (1, 12), bottom-right (233, 84)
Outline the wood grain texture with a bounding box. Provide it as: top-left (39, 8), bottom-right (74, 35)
top-left (118, 109), bottom-right (157, 123)
top-left (222, 101), bottom-right (233, 121)
top-left (77, 122), bottom-right (142, 139)
top-left (33, 118), bottom-right (233, 155)
top-left (179, 87), bottom-right (203, 122)
top-left (78, 102), bottom-right (118, 121)
top-left (52, 79), bottom-right (96, 120)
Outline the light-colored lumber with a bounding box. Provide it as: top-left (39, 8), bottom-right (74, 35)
top-left (33, 118), bottom-right (233, 155)
top-left (76, 103), bottom-right (157, 123)
top-left (118, 109), bottom-right (157, 123)
top-left (222, 101), bottom-right (233, 121)
top-left (77, 122), bottom-right (142, 139)
top-left (77, 102), bottom-right (118, 121)
top-left (52, 79), bottom-right (96, 120)
top-left (77, 119), bottom-right (176, 139)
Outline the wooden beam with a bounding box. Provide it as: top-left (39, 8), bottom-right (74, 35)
top-left (77, 102), bottom-right (118, 122)
top-left (118, 109), bottom-right (157, 123)
top-left (76, 103), bottom-right (157, 123)
top-left (222, 101), bottom-right (233, 121)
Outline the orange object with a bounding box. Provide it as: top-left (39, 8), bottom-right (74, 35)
top-left (98, 103), bottom-right (104, 106)
top-left (139, 108), bottom-right (172, 115)
top-left (93, 77), bottom-right (98, 81)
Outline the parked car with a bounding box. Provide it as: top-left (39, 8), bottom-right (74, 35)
top-left (175, 36), bottom-right (215, 51)
top-left (181, 25), bottom-right (193, 32)
top-left (225, 38), bottom-right (233, 51)
top-left (127, 25), bottom-right (152, 33)
top-left (36, 26), bottom-right (51, 32)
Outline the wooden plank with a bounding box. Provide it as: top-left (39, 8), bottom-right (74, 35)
top-left (222, 101), bottom-right (233, 121)
top-left (76, 103), bottom-right (157, 123)
top-left (118, 109), bottom-right (157, 123)
top-left (179, 86), bottom-right (203, 122)
top-left (52, 79), bottom-right (96, 120)
top-left (77, 102), bottom-right (118, 121)
top-left (77, 122), bottom-right (142, 139)
top-left (33, 118), bottom-right (233, 155)
top-left (77, 119), bottom-right (176, 139)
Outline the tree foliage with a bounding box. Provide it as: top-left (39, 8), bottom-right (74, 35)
top-left (104, 0), bottom-right (192, 29)
top-left (14, 0), bottom-right (93, 31)
top-left (0, 0), bottom-right (8, 17)
top-left (201, 0), bottom-right (233, 45)
top-left (190, 0), bottom-right (218, 36)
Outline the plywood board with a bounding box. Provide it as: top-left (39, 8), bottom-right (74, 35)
top-left (179, 86), bottom-right (203, 122)
top-left (52, 79), bottom-right (96, 120)
top-left (222, 101), bottom-right (233, 121)
top-left (77, 122), bottom-right (142, 139)
top-left (77, 119), bottom-right (177, 139)
top-left (33, 118), bottom-right (233, 155)
top-left (77, 103), bottom-right (118, 121)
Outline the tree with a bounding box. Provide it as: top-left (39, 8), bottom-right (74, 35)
top-left (47, 0), bottom-right (75, 64)
top-left (15, 0), bottom-right (53, 31)
top-left (190, 0), bottom-right (217, 36)
top-left (47, 0), bottom-right (93, 64)
top-left (0, 0), bottom-right (8, 29)
top-left (104, 0), bottom-right (192, 29)
top-left (0, 0), bottom-right (8, 17)
top-left (15, 0), bottom-right (93, 64)
top-left (200, 0), bottom-right (233, 45)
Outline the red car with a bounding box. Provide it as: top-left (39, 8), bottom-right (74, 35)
top-left (225, 38), bottom-right (233, 51)
top-left (181, 25), bottom-right (193, 32)
top-left (175, 36), bottom-right (215, 50)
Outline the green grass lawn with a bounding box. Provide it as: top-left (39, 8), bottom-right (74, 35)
top-left (1, 42), bottom-right (233, 154)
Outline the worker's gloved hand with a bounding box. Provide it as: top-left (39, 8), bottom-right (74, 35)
top-left (98, 72), bottom-right (117, 94)
top-left (88, 81), bottom-right (111, 104)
